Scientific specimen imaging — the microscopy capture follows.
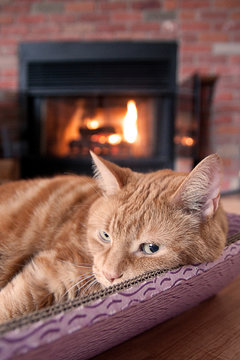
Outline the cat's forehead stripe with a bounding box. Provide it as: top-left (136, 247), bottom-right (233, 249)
top-left (107, 172), bottom-right (185, 238)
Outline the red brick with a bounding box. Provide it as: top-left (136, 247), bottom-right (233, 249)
top-left (181, 21), bottom-right (210, 31)
top-left (181, 31), bottom-right (198, 43)
top-left (217, 103), bottom-right (240, 113)
top-left (131, 23), bottom-right (161, 31)
top-left (180, 65), bottom-right (210, 76)
top-left (1, 69), bottom-right (18, 77)
top-left (179, 10), bottom-right (196, 20)
top-left (63, 23), bottom-right (95, 34)
top-left (232, 33), bottom-right (240, 41)
top-left (199, 10), bottom-right (227, 20)
top-left (0, 15), bottom-right (13, 24)
top-left (218, 79), bottom-right (240, 92)
top-left (180, 53), bottom-right (195, 63)
top-left (221, 180), bottom-right (231, 192)
top-left (215, 93), bottom-right (234, 101)
top-left (0, 45), bottom-right (17, 55)
top-left (211, 22), bottom-right (227, 31)
top-left (217, 126), bottom-right (240, 135)
top-left (230, 55), bottom-right (240, 64)
top-left (28, 24), bottom-right (61, 35)
top-left (49, 14), bottom-right (77, 23)
top-left (196, 54), bottom-right (228, 65)
top-left (179, 0), bottom-right (210, 9)
top-left (214, 0), bottom-right (240, 8)
top-left (17, 15), bottom-right (46, 24)
top-left (231, 12), bottom-right (240, 20)
top-left (97, 24), bottom-right (127, 32)
top-left (214, 65), bottom-right (240, 76)
top-left (152, 31), bottom-right (178, 40)
top-left (2, 3), bottom-right (30, 13)
top-left (163, 0), bottom-right (178, 10)
top-left (132, 0), bottom-right (161, 10)
top-left (80, 13), bottom-right (109, 22)
top-left (199, 32), bottom-right (229, 42)
top-left (213, 115), bottom-right (233, 124)
top-left (0, 38), bottom-right (18, 46)
top-left (222, 158), bottom-right (232, 167)
top-left (181, 44), bottom-right (212, 53)
top-left (99, 2), bottom-right (127, 11)
top-left (65, 1), bottom-right (95, 12)
top-left (0, 80), bottom-right (17, 90)
top-left (112, 11), bottom-right (142, 22)
top-left (1, 24), bottom-right (28, 36)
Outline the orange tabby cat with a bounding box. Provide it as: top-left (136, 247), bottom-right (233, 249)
top-left (0, 152), bottom-right (228, 322)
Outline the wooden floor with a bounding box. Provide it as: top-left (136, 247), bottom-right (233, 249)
top-left (92, 193), bottom-right (240, 360)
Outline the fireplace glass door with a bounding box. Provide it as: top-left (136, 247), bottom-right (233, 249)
top-left (40, 96), bottom-right (156, 160)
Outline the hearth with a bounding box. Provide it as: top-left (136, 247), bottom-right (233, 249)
top-left (19, 41), bottom-right (177, 177)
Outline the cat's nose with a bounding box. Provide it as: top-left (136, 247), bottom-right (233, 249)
top-left (103, 271), bottom-right (123, 283)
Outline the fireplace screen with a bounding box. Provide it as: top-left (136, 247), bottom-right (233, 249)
top-left (43, 96), bottom-right (155, 159)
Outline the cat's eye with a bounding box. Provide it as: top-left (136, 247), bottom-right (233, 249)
top-left (140, 243), bottom-right (160, 255)
top-left (98, 230), bottom-right (111, 243)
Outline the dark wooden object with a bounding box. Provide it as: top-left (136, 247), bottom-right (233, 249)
top-left (194, 75), bottom-right (218, 165)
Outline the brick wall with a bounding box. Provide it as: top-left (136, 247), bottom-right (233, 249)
top-left (0, 0), bottom-right (239, 191)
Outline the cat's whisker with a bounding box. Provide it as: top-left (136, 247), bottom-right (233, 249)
top-left (77, 276), bottom-right (97, 295)
top-left (62, 274), bottom-right (95, 301)
top-left (68, 274), bottom-right (95, 291)
top-left (61, 275), bottom-right (92, 300)
top-left (82, 279), bottom-right (98, 296)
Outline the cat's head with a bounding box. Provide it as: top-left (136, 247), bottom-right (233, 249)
top-left (87, 152), bottom-right (227, 288)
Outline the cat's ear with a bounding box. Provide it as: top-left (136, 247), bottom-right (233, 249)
top-left (90, 151), bottom-right (130, 196)
top-left (172, 154), bottom-right (223, 218)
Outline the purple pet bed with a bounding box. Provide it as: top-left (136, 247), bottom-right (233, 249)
top-left (0, 213), bottom-right (240, 360)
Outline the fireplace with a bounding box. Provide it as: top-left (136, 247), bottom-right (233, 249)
top-left (19, 41), bottom-right (177, 177)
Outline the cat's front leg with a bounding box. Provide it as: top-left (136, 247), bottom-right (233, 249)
top-left (0, 250), bottom-right (93, 323)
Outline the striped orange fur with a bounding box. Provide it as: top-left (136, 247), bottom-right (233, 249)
top-left (0, 153), bottom-right (228, 322)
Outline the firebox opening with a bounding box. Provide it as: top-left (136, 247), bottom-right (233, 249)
top-left (19, 41), bottom-right (177, 177)
top-left (43, 96), bottom-right (155, 159)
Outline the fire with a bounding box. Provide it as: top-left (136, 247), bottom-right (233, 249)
top-left (174, 136), bottom-right (195, 147)
top-left (123, 100), bottom-right (138, 144)
top-left (86, 119), bottom-right (100, 130)
top-left (108, 134), bottom-right (122, 145)
top-left (181, 136), bottom-right (195, 147)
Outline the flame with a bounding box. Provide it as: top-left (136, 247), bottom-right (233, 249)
top-left (108, 134), bottom-right (122, 145)
top-left (174, 136), bottom-right (195, 147)
top-left (86, 119), bottom-right (100, 130)
top-left (123, 100), bottom-right (138, 144)
top-left (181, 136), bottom-right (195, 147)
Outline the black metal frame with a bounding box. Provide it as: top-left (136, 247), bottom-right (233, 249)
top-left (19, 41), bottom-right (178, 178)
